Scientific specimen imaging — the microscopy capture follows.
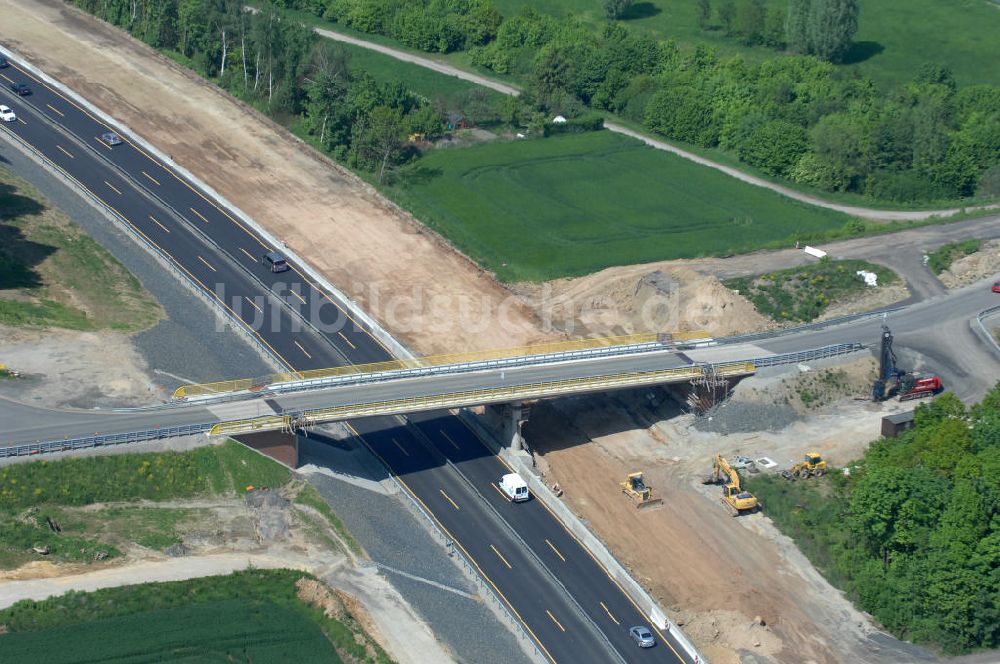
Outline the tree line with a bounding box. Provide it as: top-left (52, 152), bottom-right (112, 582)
top-left (748, 386), bottom-right (1000, 654)
top-left (71, 0), bottom-right (500, 182)
top-left (279, 0), bottom-right (1000, 204)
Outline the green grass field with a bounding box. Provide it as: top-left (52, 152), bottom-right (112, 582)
top-left (494, 0), bottom-right (1000, 88)
top-left (0, 599), bottom-right (340, 663)
top-left (0, 167), bottom-right (162, 331)
top-left (337, 40), bottom-right (506, 109)
top-left (0, 570), bottom-right (391, 663)
top-left (389, 130), bottom-right (849, 281)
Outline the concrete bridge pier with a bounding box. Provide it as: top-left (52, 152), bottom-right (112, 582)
top-left (485, 401), bottom-right (531, 452)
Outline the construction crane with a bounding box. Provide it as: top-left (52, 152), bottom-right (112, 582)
top-left (702, 454), bottom-right (761, 517)
top-left (872, 324), bottom-right (942, 402)
top-left (620, 472), bottom-right (664, 510)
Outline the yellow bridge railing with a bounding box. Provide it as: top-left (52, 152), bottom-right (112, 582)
top-left (210, 360), bottom-right (753, 437)
top-left (175, 331), bottom-right (711, 399)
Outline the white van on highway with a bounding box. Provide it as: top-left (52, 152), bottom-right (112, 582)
top-left (499, 473), bottom-right (530, 502)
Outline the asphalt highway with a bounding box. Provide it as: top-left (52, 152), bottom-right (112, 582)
top-left (0, 56), bottom-right (694, 663)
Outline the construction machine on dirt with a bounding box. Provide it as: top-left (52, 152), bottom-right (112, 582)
top-left (872, 324), bottom-right (942, 402)
top-left (621, 472), bottom-right (664, 510)
top-left (703, 454), bottom-right (761, 516)
top-left (781, 452), bottom-right (828, 480)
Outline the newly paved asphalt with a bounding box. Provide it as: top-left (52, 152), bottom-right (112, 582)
top-left (0, 57), bottom-right (695, 662)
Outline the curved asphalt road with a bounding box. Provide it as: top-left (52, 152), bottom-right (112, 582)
top-left (0, 56), bottom-right (694, 663)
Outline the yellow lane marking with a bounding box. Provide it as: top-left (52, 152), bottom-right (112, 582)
top-left (545, 539), bottom-right (566, 562)
top-left (56, 145), bottom-right (74, 159)
top-left (94, 135), bottom-right (111, 150)
top-left (45, 103), bottom-right (64, 117)
top-left (338, 331), bottom-right (356, 349)
top-left (104, 180), bottom-right (122, 195)
top-left (391, 437), bottom-right (409, 457)
top-left (244, 296), bottom-right (263, 314)
top-left (190, 207), bottom-right (210, 223)
top-left (460, 418), bottom-right (685, 661)
top-left (600, 601), bottom-right (620, 625)
top-left (14, 138), bottom-right (295, 370)
top-left (546, 610), bottom-right (566, 632)
top-left (344, 423), bottom-right (555, 664)
top-left (17, 118), bottom-right (26, 126)
top-left (491, 544), bottom-right (512, 570)
top-left (490, 482), bottom-right (510, 502)
top-left (439, 429), bottom-right (461, 450)
top-left (239, 246), bottom-right (256, 261)
top-left (0, 73), bottom-right (13, 84)
top-left (141, 170), bottom-right (161, 186)
top-left (197, 255), bottom-right (217, 272)
top-left (288, 288), bottom-right (307, 305)
top-left (148, 215), bottom-right (170, 233)
top-left (10, 57), bottom-right (390, 359)
top-left (293, 340), bottom-right (312, 359)
top-left (439, 489), bottom-right (460, 510)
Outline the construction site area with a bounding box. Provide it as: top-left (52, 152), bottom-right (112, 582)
top-left (1, 2), bottom-right (999, 663)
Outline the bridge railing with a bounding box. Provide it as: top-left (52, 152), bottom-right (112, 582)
top-left (209, 362), bottom-right (756, 437)
top-left (173, 331), bottom-right (712, 399)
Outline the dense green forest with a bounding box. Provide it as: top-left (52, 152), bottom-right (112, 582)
top-left (747, 386), bottom-right (1000, 654)
top-left (274, 0), bottom-right (1000, 204)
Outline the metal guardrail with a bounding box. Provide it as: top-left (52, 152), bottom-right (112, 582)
top-left (0, 126), bottom-right (284, 369)
top-left (975, 304), bottom-right (1000, 355)
top-left (4, 344), bottom-right (866, 455)
top-left (173, 331), bottom-right (712, 398)
top-left (750, 342), bottom-right (865, 367)
top-left (358, 439), bottom-right (549, 663)
top-left (0, 423), bottom-right (213, 459)
top-left (210, 363), bottom-right (756, 436)
top-left (716, 306), bottom-right (906, 346)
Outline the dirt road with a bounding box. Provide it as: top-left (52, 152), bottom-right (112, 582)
top-left (0, 551), bottom-right (452, 664)
top-left (308, 24), bottom-right (1000, 223)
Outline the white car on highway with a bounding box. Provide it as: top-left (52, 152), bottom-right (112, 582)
top-left (0, 105), bottom-right (15, 122)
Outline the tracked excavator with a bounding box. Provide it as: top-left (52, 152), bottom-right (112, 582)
top-left (872, 325), bottom-right (942, 402)
top-left (703, 454), bottom-right (761, 516)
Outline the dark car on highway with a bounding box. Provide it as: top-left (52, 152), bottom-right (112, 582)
top-left (0, 57), bottom-right (8, 68)
top-left (9, 82), bottom-right (31, 96)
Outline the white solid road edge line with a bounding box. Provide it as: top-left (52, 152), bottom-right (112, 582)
top-left (459, 410), bottom-right (709, 664)
top-left (0, 45), bottom-right (416, 365)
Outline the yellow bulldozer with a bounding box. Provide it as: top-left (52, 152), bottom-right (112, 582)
top-left (621, 472), bottom-right (664, 510)
top-left (782, 453), bottom-right (828, 480)
top-left (703, 454), bottom-right (761, 517)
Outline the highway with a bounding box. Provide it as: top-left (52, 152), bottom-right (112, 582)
top-left (0, 55), bottom-right (697, 663)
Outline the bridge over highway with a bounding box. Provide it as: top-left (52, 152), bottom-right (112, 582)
top-left (1, 335), bottom-right (867, 451)
top-left (3, 45), bottom-right (1000, 664)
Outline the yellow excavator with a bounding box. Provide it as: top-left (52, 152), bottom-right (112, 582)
top-left (782, 453), bottom-right (828, 480)
top-left (621, 472), bottom-right (664, 510)
top-left (703, 454), bottom-right (761, 517)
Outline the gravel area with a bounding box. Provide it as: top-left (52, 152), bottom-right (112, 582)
top-left (693, 399), bottom-right (801, 434)
top-left (300, 436), bottom-right (531, 664)
top-left (0, 139), bottom-right (270, 395)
